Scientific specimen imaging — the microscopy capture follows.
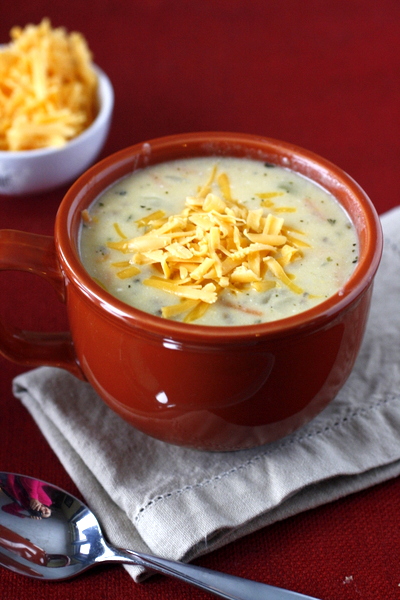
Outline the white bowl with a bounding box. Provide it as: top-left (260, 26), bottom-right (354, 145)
top-left (0, 66), bottom-right (114, 196)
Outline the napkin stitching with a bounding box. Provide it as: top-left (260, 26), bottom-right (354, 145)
top-left (134, 392), bottom-right (398, 523)
top-left (385, 236), bottom-right (399, 255)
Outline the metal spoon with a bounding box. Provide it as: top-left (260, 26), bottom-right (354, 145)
top-left (0, 473), bottom-right (321, 600)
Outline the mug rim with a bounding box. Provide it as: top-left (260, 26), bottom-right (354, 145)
top-left (55, 131), bottom-right (383, 342)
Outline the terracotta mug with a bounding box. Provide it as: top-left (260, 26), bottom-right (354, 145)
top-left (0, 133), bottom-right (383, 451)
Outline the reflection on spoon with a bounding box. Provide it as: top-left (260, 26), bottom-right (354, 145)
top-left (0, 473), bottom-right (321, 600)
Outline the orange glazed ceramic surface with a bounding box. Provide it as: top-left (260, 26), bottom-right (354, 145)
top-left (0, 133), bottom-right (383, 450)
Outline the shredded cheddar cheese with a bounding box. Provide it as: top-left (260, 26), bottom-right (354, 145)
top-left (0, 18), bottom-right (98, 151)
top-left (105, 167), bottom-right (308, 322)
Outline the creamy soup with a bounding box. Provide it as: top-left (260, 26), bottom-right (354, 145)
top-left (79, 157), bottom-right (358, 326)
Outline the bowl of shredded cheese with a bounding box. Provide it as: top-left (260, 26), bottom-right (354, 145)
top-left (0, 19), bottom-right (114, 196)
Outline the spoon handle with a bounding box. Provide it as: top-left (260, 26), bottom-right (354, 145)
top-left (117, 549), bottom-right (321, 600)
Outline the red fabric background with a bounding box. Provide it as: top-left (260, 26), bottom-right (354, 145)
top-left (1, 2), bottom-right (400, 598)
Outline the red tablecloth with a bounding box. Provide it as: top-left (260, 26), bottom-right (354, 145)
top-left (1, 2), bottom-right (400, 599)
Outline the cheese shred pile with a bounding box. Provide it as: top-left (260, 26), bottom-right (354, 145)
top-left (106, 167), bottom-right (310, 323)
top-left (0, 18), bottom-right (98, 151)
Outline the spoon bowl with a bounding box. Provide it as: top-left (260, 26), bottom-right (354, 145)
top-left (0, 473), bottom-right (320, 599)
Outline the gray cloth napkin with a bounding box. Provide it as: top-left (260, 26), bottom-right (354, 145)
top-left (13, 206), bottom-right (400, 582)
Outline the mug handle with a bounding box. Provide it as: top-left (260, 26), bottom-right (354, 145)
top-left (0, 229), bottom-right (84, 379)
